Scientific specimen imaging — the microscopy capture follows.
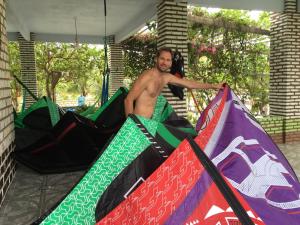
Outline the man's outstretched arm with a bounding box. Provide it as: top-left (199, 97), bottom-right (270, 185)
top-left (167, 74), bottom-right (223, 90)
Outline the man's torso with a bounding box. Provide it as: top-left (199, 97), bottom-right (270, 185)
top-left (134, 69), bottom-right (170, 118)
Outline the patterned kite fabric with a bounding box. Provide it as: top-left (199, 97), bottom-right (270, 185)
top-left (33, 84), bottom-right (300, 225)
top-left (94, 116), bottom-right (195, 222)
top-left (35, 117), bottom-right (157, 225)
top-left (96, 85), bottom-right (300, 225)
top-left (96, 137), bottom-right (263, 225)
top-left (30, 87), bottom-right (193, 224)
top-left (34, 110), bottom-right (193, 224)
top-left (96, 139), bottom-right (202, 225)
top-left (195, 85), bottom-right (300, 225)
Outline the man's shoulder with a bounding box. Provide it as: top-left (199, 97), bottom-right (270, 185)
top-left (140, 68), bottom-right (156, 78)
top-left (162, 71), bottom-right (173, 76)
top-left (161, 72), bottom-right (174, 81)
top-left (135, 69), bottom-right (154, 83)
top-left (144, 68), bottom-right (153, 74)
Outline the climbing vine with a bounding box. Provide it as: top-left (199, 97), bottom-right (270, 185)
top-left (121, 33), bottom-right (157, 83)
top-left (187, 8), bottom-right (270, 115)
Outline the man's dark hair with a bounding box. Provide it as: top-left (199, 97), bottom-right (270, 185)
top-left (156, 47), bottom-right (173, 58)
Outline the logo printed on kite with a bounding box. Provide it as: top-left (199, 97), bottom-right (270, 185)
top-left (212, 136), bottom-right (300, 209)
top-left (198, 100), bottom-right (220, 133)
top-left (206, 206), bottom-right (240, 225)
top-left (197, 204), bottom-right (262, 225)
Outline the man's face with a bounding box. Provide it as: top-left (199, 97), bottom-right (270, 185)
top-left (156, 51), bottom-right (172, 72)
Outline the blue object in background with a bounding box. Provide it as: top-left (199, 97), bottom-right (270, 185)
top-left (78, 95), bottom-right (86, 106)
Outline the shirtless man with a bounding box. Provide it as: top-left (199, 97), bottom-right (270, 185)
top-left (124, 47), bottom-right (222, 118)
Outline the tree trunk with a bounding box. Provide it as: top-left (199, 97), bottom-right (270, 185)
top-left (50, 71), bottom-right (62, 103)
top-left (45, 73), bottom-right (52, 99)
top-left (51, 86), bottom-right (56, 102)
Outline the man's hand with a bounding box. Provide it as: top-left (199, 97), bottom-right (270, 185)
top-left (211, 83), bottom-right (224, 90)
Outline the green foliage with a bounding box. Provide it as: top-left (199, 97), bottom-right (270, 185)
top-left (122, 34), bottom-right (157, 81)
top-left (8, 8), bottom-right (271, 118)
top-left (187, 111), bottom-right (199, 127)
top-left (35, 42), bottom-right (103, 101)
top-left (8, 42), bottom-right (21, 109)
top-left (8, 42), bottom-right (104, 106)
top-left (257, 12), bottom-right (271, 30)
top-left (188, 8), bottom-right (270, 116)
top-left (121, 9), bottom-right (270, 117)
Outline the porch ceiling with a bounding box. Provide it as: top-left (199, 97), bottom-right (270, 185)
top-left (7, 0), bottom-right (285, 44)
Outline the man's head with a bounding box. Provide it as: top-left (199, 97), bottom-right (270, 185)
top-left (155, 47), bottom-right (173, 72)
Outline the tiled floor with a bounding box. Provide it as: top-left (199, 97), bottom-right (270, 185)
top-left (278, 142), bottom-right (300, 179)
top-left (0, 142), bottom-right (299, 225)
top-left (0, 165), bottom-right (83, 225)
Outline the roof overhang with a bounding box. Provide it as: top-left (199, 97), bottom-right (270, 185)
top-left (7, 0), bottom-right (285, 44)
top-left (189, 0), bottom-right (284, 12)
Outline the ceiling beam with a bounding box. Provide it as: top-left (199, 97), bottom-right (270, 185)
top-left (8, 32), bottom-right (105, 44)
top-left (34, 33), bottom-right (106, 44)
top-left (189, 0), bottom-right (284, 12)
top-left (35, 33), bottom-right (105, 44)
top-left (115, 3), bottom-right (156, 43)
top-left (7, 2), bottom-right (30, 40)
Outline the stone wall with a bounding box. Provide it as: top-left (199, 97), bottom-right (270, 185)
top-left (0, 0), bottom-right (16, 206)
top-left (259, 116), bottom-right (300, 143)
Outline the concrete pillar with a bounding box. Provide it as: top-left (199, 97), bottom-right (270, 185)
top-left (157, 0), bottom-right (188, 118)
top-left (108, 36), bottom-right (124, 96)
top-left (18, 33), bottom-right (38, 108)
top-left (269, 0), bottom-right (300, 117)
top-left (0, 0), bottom-right (16, 205)
top-left (265, 0), bottom-right (300, 143)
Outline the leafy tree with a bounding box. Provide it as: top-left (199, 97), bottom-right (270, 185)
top-left (8, 42), bottom-right (21, 109)
top-left (188, 8), bottom-right (270, 115)
top-left (8, 41), bottom-right (104, 107)
top-left (122, 33), bottom-right (157, 82)
top-left (56, 45), bottom-right (103, 99)
top-left (35, 42), bottom-right (103, 102)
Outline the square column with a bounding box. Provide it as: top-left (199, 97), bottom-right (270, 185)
top-left (18, 33), bottom-right (38, 108)
top-left (267, 0), bottom-right (300, 143)
top-left (108, 36), bottom-right (124, 96)
top-left (157, 0), bottom-right (188, 118)
top-left (270, 0), bottom-right (300, 117)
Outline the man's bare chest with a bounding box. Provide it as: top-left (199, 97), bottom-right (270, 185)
top-left (146, 78), bottom-right (165, 97)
